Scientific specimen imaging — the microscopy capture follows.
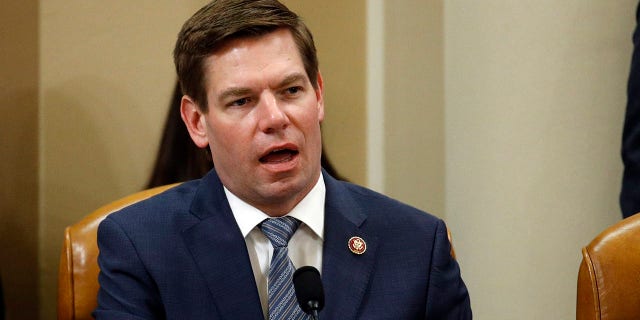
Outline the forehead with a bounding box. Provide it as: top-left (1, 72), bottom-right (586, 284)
top-left (203, 29), bottom-right (306, 88)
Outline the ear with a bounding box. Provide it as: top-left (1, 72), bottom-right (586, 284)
top-left (180, 95), bottom-right (209, 148)
top-left (315, 71), bottom-right (325, 123)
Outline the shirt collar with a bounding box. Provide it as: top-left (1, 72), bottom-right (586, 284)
top-left (225, 173), bottom-right (325, 239)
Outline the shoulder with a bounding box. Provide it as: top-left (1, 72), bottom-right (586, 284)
top-left (101, 180), bottom-right (202, 235)
top-left (327, 177), bottom-right (443, 233)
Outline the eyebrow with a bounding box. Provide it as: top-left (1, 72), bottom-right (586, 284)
top-left (278, 73), bottom-right (307, 88)
top-left (218, 87), bottom-right (253, 103)
top-left (217, 72), bottom-right (309, 103)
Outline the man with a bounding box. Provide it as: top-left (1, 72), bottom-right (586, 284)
top-left (95, 0), bottom-right (471, 319)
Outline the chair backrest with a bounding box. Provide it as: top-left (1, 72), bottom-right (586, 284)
top-left (57, 183), bottom-right (179, 320)
top-left (447, 227), bottom-right (457, 260)
top-left (576, 213), bottom-right (640, 320)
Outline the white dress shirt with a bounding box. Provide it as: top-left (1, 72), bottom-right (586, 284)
top-left (225, 173), bottom-right (325, 319)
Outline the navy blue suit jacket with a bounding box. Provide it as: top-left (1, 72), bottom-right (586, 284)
top-left (95, 170), bottom-right (471, 319)
top-left (621, 2), bottom-right (640, 218)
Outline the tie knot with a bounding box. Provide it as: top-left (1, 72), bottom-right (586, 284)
top-left (260, 216), bottom-right (300, 248)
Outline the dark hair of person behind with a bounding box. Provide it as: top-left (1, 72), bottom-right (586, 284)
top-left (146, 85), bottom-right (212, 188)
top-left (173, 0), bottom-right (318, 112)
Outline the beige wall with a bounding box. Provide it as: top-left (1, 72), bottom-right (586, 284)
top-left (283, 0), bottom-right (367, 185)
top-left (1, 2), bottom-right (40, 319)
top-left (38, 1), bottom-right (211, 318)
top-left (384, 0), bottom-right (445, 216)
top-left (372, 0), bottom-right (635, 318)
top-left (444, 1), bottom-right (635, 318)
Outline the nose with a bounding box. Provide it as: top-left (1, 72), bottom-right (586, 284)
top-left (257, 92), bottom-right (289, 133)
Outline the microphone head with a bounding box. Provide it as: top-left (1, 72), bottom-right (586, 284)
top-left (293, 266), bottom-right (325, 314)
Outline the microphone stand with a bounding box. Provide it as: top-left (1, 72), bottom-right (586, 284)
top-left (307, 301), bottom-right (320, 320)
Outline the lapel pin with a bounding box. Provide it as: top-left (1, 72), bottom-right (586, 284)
top-left (348, 236), bottom-right (366, 255)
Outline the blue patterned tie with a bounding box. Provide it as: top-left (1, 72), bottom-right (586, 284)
top-left (260, 217), bottom-right (310, 320)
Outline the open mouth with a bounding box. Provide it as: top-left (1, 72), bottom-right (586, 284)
top-left (259, 148), bottom-right (299, 164)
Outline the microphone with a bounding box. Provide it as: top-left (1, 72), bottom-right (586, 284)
top-left (293, 266), bottom-right (324, 320)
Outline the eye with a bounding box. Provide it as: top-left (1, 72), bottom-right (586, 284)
top-left (284, 86), bottom-right (303, 96)
top-left (230, 97), bottom-right (250, 107)
top-left (287, 87), bottom-right (300, 94)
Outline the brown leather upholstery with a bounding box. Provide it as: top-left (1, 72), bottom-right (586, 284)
top-left (447, 227), bottom-right (457, 260)
top-left (57, 183), bottom-right (179, 320)
top-left (576, 213), bottom-right (640, 320)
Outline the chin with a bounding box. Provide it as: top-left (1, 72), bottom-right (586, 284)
top-left (264, 176), bottom-right (309, 197)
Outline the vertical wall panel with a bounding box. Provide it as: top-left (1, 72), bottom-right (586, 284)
top-left (445, 1), bottom-right (635, 318)
top-left (0, 1), bottom-right (40, 319)
top-left (283, 0), bottom-right (367, 185)
top-left (38, 1), bottom-right (205, 317)
top-left (384, 0), bottom-right (445, 216)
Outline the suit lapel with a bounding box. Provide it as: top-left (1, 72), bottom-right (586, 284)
top-left (181, 171), bottom-right (264, 319)
top-left (180, 170), bottom-right (379, 319)
top-left (320, 174), bottom-right (379, 320)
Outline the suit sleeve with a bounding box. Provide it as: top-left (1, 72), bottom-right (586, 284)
top-left (621, 3), bottom-right (640, 218)
top-left (425, 220), bottom-right (472, 319)
top-left (93, 217), bottom-right (164, 320)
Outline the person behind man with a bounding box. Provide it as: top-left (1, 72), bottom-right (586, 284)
top-left (94, 0), bottom-right (471, 319)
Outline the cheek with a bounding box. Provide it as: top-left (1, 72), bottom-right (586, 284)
top-left (212, 125), bottom-right (256, 159)
top-left (294, 103), bottom-right (322, 128)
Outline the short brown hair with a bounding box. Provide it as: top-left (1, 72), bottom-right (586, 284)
top-left (173, 0), bottom-right (319, 112)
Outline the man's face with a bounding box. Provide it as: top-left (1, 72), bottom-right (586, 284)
top-left (184, 28), bottom-right (324, 216)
